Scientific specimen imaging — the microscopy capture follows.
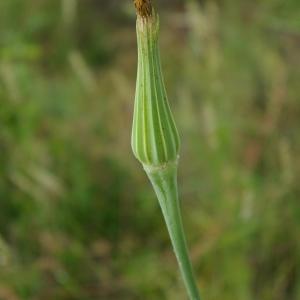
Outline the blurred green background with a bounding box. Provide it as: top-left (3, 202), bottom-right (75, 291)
top-left (0, 0), bottom-right (300, 299)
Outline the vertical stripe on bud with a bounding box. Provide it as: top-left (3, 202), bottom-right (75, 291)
top-left (131, 13), bottom-right (180, 167)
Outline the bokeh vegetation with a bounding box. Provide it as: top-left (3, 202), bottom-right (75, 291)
top-left (0, 0), bottom-right (300, 299)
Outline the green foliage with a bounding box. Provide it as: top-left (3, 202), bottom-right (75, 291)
top-left (0, 0), bottom-right (300, 299)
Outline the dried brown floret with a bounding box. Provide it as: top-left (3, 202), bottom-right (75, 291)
top-left (134, 0), bottom-right (152, 18)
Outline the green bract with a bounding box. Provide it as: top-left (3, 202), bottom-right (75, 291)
top-left (131, 13), bottom-right (180, 168)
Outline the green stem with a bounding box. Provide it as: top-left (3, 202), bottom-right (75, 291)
top-left (144, 162), bottom-right (201, 300)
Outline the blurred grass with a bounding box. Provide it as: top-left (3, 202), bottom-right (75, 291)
top-left (0, 0), bottom-right (300, 299)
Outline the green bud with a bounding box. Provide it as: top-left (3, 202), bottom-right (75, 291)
top-left (131, 12), bottom-right (180, 168)
top-left (130, 4), bottom-right (202, 299)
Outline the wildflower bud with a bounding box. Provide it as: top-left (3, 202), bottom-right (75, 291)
top-left (130, 3), bottom-right (201, 299)
top-left (131, 9), bottom-right (180, 168)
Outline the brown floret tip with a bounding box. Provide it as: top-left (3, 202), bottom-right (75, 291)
top-left (134, 0), bottom-right (152, 18)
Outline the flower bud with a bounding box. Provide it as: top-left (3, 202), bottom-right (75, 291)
top-left (131, 13), bottom-right (180, 167)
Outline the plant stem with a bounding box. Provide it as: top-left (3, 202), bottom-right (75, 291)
top-left (144, 162), bottom-right (201, 300)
